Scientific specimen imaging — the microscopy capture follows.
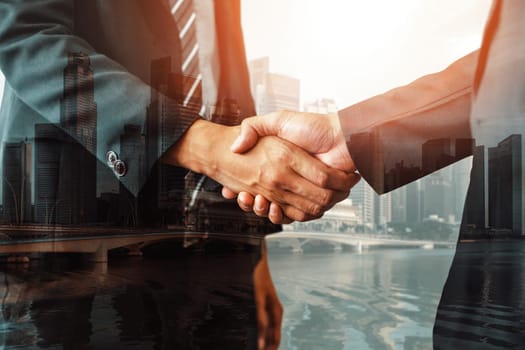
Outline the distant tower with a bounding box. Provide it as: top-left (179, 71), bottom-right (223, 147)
top-left (61, 52), bottom-right (97, 153)
top-left (2, 141), bottom-right (32, 223)
top-left (43, 52), bottom-right (98, 224)
top-left (462, 146), bottom-right (486, 231)
top-left (350, 180), bottom-right (375, 230)
top-left (248, 57), bottom-right (300, 114)
top-left (390, 186), bottom-right (407, 223)
top-left (488, 135), bottom-right (522, 235)
top-left (406, 180), bottom-right (423, 224)
top-left (34, 124), bottom-right (63, 224)
top-left (374, 192), bottom-right (392, 230)
top-left (119, 124), bottom-right (145, 226)
top-left (143, 57), bottom-right (193, 224)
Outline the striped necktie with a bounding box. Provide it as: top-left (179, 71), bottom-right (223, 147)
top-left (170, 0), bottom-right (203, 110)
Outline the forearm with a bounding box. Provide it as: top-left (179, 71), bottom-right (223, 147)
top-left (339, 51), bottom-right (478, 193)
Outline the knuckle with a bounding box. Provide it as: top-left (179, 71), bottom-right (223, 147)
top-left (294, 211), bottom-right (307, 222)
top-left (308, 203), bottom-right (323, 218)
top-left (263, 168), bottom-right (280, 186)
top-left (317, 171), bottom-right (329, 188)
top-left (320, 190), bottom-right (334, 207)
top-left (273, 148), bottom-right (289, 163)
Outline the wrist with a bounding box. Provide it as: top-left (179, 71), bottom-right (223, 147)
top-left (163, 119), bottom-right (237, 178)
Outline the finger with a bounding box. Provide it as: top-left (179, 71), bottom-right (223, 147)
top-left (221, 186), bottom-right (238, 199)
top-left (279, 203), bottom-right (320, 222)
top-left (278, 172), bottom-right (343, 215)
top-left (290, 154), bottom-right (356, 192)
top-left (328, 174), bottom-right (361, 207)
top-left (254, 195), bottom-right (270, 217)
top-left (348, 172), bottom-right (361, 189)
top-left (268, 203), bottom-right (293, 224)
top-left (237, 192), bottom-right (255, 212)
top-left (230, 117), bottom-right (264, 154)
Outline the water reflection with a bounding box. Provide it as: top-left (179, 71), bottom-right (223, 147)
top-left (0, 250), bottom-right (259, 349)
top-left (269, 248), bottom-right (455, 350)
top-left (1, 241), bottom-right (524, 349)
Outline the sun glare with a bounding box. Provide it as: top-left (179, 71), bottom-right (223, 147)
top-left (242, 0), bottom-right (492, 107)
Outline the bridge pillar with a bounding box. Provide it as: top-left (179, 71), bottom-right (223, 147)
top-left (357, 241), bottom-right (363, 254)
top-left (333, 243), bottom-right (343, 252)
top-left (90, 242), bottom-right (108, 263)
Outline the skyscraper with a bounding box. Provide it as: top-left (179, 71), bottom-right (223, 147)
top-left (119, 124), bottom-right (145, 226)
top-left (61, 52), bottom-right (97, 154)
top-left (143, 57), bottom-right (198, 225)
top-left (406, 180), bottom-right (423, 224)
top-left (350, 179), bottom-right (375, 230)
top-left (462, 146), bottom-right (486, 231)
top-left (390, 186), bottom-right (407, 223)
top-left (375, 192), bottom-right (392, 230)
top-left (33, 53), bottom-right (98, 225)
top-left (34, 123), bottom-right (64, 224)
top-left (488, 134), bottom-right (522, 235)
top-left (2, 141), bottom-right (31, 223)
top-left (248, 57), bottom-right (300, 114)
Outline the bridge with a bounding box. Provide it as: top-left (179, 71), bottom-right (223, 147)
top-left (265, 231), bottom-right (455, 253)
top-left (0, 225), bottom-right (265, 263)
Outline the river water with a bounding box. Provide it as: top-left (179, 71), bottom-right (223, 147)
top-left (0, 239), bottom-right (524, 349)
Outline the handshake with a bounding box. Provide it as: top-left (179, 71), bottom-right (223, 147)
top-left (221, 110), bottom-right (361, 224)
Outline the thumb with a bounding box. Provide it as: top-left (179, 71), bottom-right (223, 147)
top-left (231, 116), bottom-right (277, 153)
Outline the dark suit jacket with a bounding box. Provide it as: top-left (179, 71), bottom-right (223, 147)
top-left (339, 0), bottom-right (525, 347)
top-left (0, 0), bottom-right (279, 234)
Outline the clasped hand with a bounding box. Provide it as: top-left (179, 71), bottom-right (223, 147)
top-left (221, 110), bottom-right (360, 224)
top-left (163, 117), bottom-right (355, 222)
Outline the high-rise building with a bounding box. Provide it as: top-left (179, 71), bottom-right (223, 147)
top-left (374, 192), bottom-right (392, 230)
top-left (56, 52), bottom-right (98, 224)
top-left (390, 186), bottom-right (407, 223)
top-left (488, 134), bottom-right (522, 235)
top-left (350, 180), bottom-right (375, 230)
top-left (303, 99), bottom-right (338, 115)
top-left (145, 57), bottom-right (195, 215)
top-left (34, 123), bottom-right (64, 224)
top-left (248, 57), bottom-right (269, 102)
top-left (348, 130), bottom-right (385, 193)
top-left (462, 146), bottom-right (486, 230)
top-left (422, 138), bottom-right (454, 175)
top-left (61, 52), bottom-right (97, 154)
top-left (261, 73), bottom-right (300, 114)
top-left (406, 180), bottom-right (423, 224)
top-left (2, 141), bottom-right (32, 223)
top-left (119, 124), bottom-right (145, 226)
top-left (248, 57), bottom-right (300, 114)
top-left (453, 157), bottom-right (472, 223)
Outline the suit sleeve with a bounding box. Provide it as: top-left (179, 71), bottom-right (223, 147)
top-left (338, 51), bottom-right (479, 194)
top-left (0, 0), bottom-right (200, 196)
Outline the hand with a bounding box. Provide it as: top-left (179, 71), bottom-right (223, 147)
top-left (163, 119), bottom-right (353, 221)
top-left (222, 111), bottom-right (358, 223)
top-left (231, 111), bottom-right (354, 171)
top-left (253, 245), bottom-right (283, 350)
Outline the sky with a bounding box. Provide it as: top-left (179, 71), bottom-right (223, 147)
top-left (241, 0), bottom-right (492, 108)
top-left (0, 1), bottom-right (492, 110)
